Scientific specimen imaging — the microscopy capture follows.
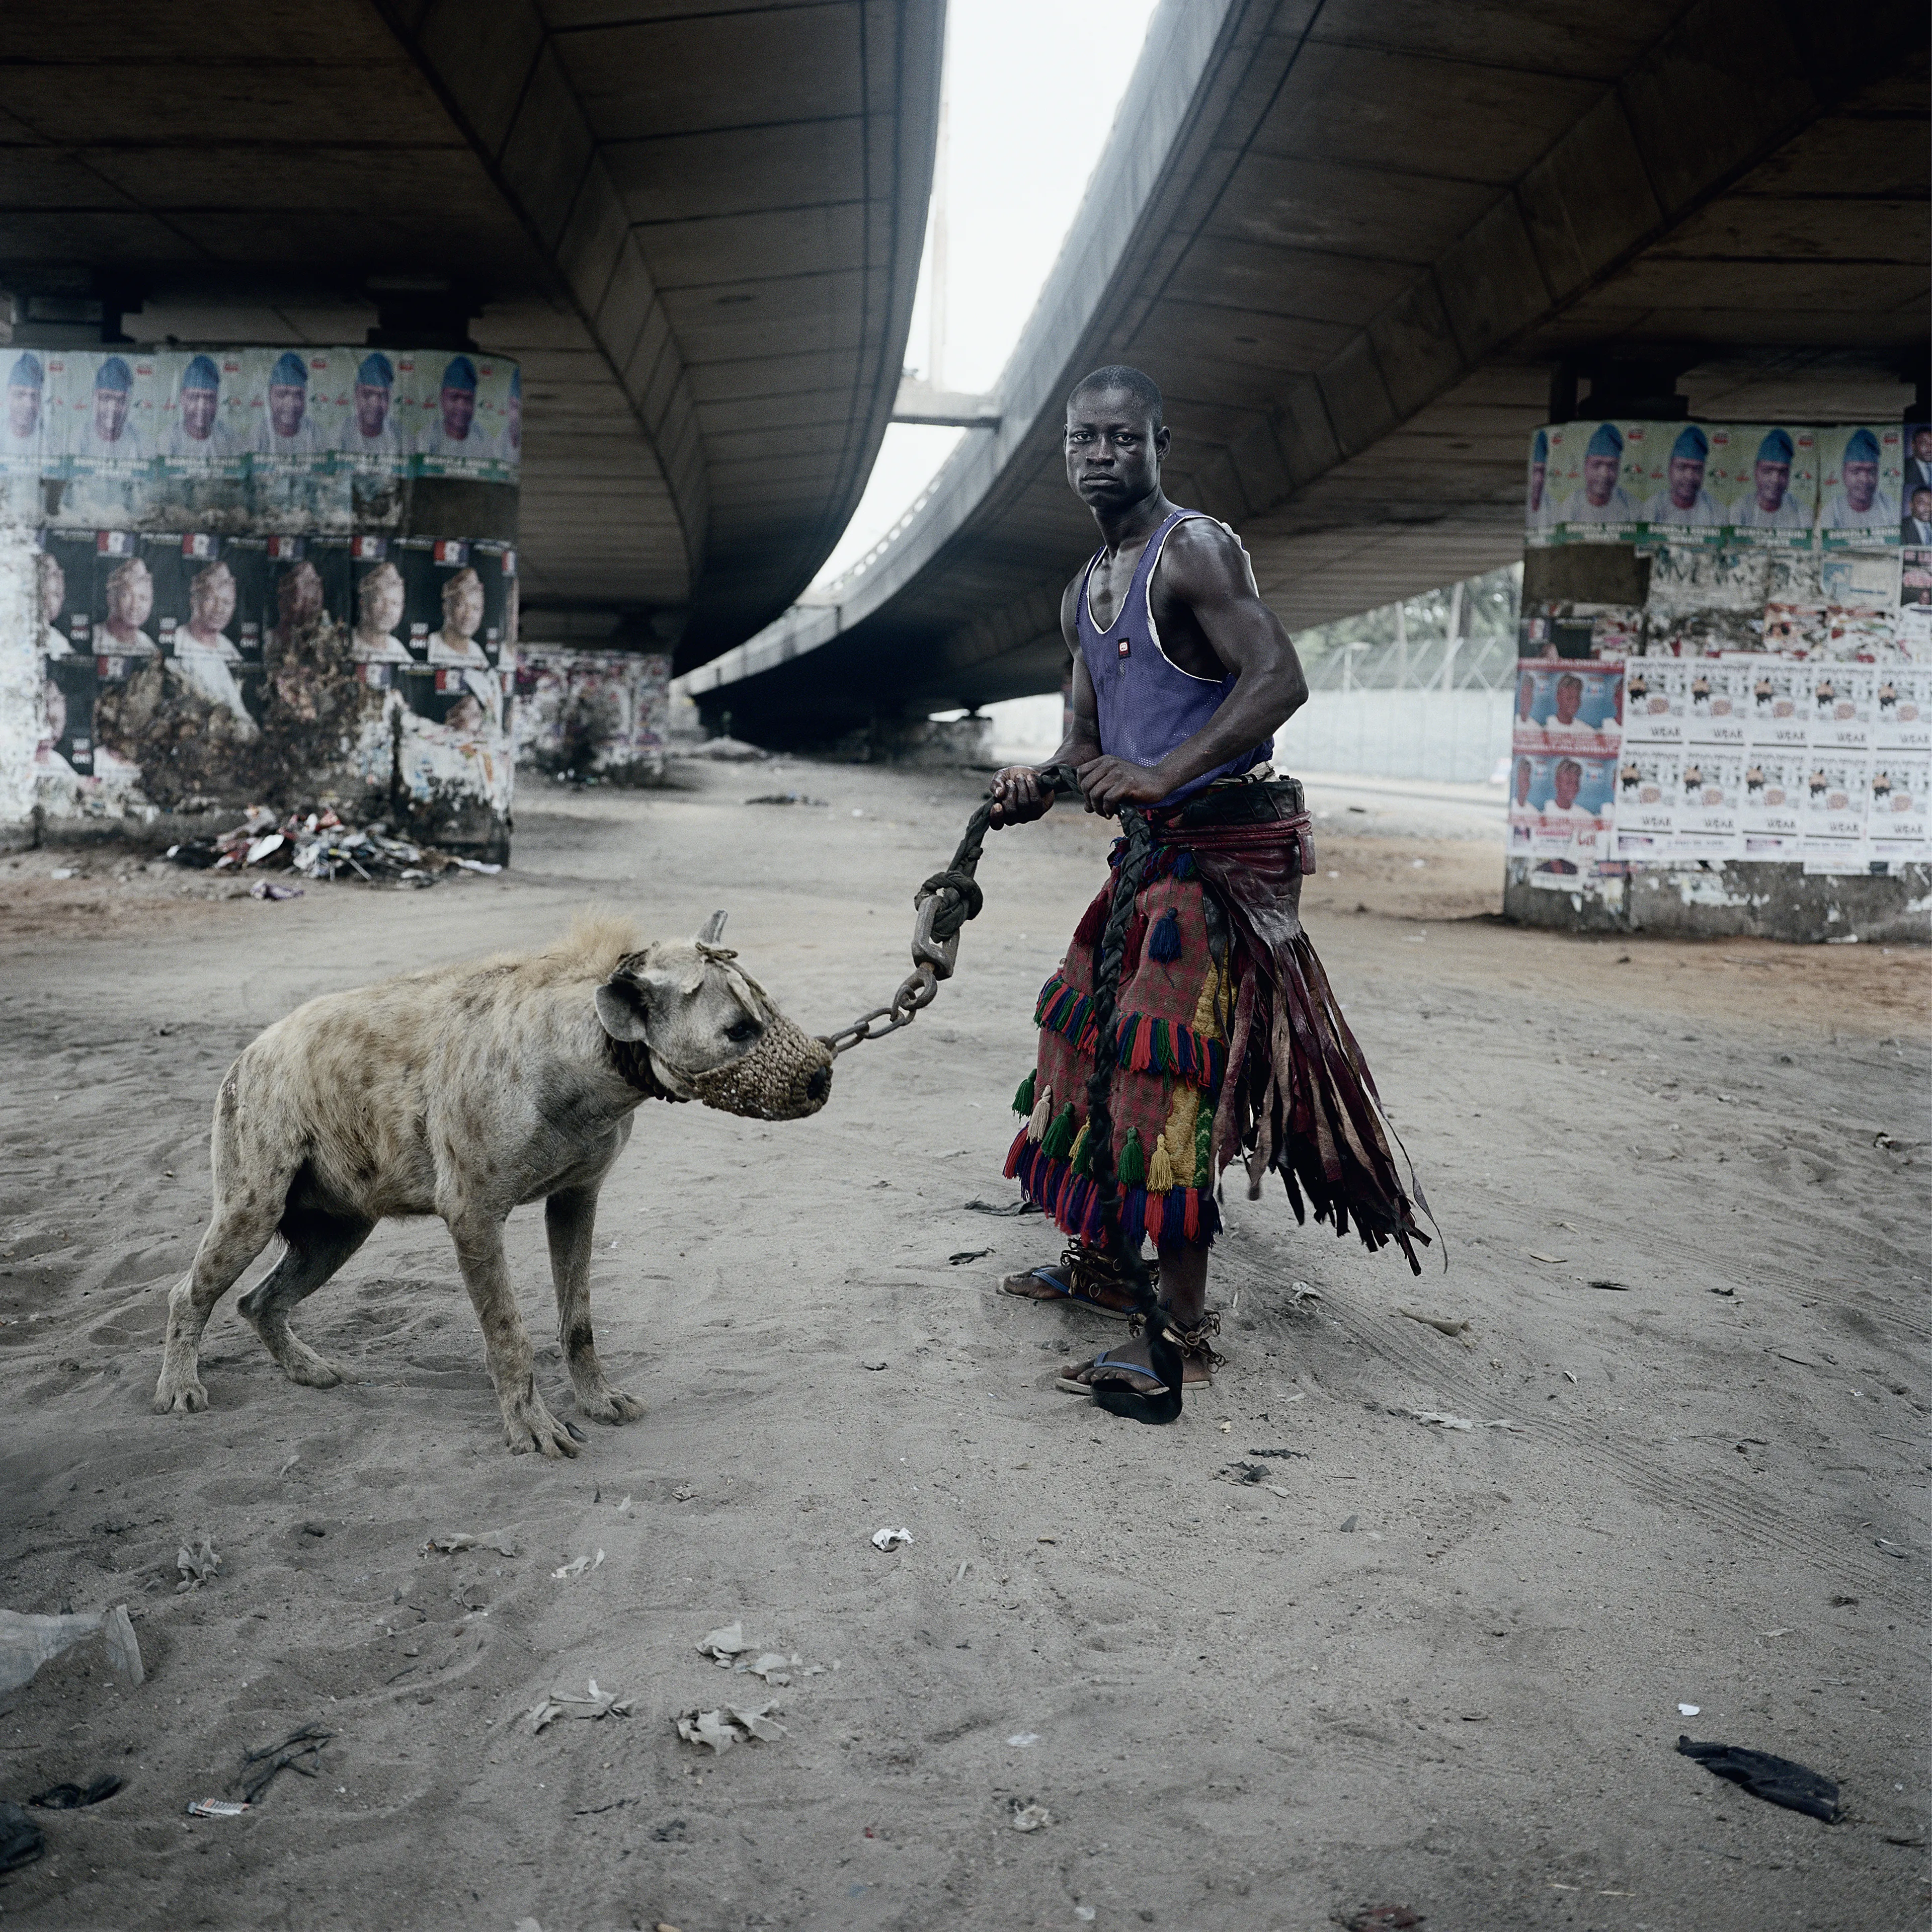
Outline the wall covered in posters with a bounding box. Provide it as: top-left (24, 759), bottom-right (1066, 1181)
top-left (0, 347), bottom-right (520, 856)
top-left (1512, 422), bottom-right (1932, 920)
top-left (513, 648), bottom-right (671, 781)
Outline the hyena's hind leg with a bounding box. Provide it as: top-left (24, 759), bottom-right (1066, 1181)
top-left (237, 1203), bottom-right (374, 1389)
top-left (153, 1060), bottom-right (302, 1416)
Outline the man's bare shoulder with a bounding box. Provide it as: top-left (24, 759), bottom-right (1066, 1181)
top-left (1158, 515), bottom-right (1252, 594)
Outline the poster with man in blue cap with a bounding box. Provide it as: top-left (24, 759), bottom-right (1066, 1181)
top-left (1644, 424), bottom-right (1720, 530)
top-left (1820, 424), bottom-right (1901, 541)
top-left (336, 349), bottom-right (410, 471)
top-left (3, 351), bottom-right (43, 467)
top-left (1559, 420), bottom-right (1640, 532)
top-left (1721, 425), bottom-right (1815, 536)
top-left (248, 348), bottom-right (334, 461)
top-left (414, 352), bottom-right (520, 479)
top-left (156, 353), bottom-right (245, 473)
top-left (60, 351), bottom-right (153, 473)
top-left (1524, 427), bottom-right (1554, 539)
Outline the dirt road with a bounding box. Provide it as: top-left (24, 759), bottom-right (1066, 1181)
top-left (1, 759), bottom-right (1924, 1930)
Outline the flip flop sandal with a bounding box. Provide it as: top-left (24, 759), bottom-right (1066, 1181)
top-left (998, 1245), bottom-right (1152, 1320)
top-left (1055, 1350), bottom-right (1173, 1397)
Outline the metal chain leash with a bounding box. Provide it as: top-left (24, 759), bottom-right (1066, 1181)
top-left (815, 765), bottom-right (1080, 1059)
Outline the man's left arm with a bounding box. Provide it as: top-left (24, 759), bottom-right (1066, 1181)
top-left (1078, 522), bottom-right (1308, 813)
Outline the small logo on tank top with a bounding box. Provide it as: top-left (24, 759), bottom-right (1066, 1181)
top-left (1116, 637), bottom-right (1130, 658)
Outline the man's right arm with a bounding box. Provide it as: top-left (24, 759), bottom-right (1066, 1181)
top-left (988, 576), bottom-right (1100, 827)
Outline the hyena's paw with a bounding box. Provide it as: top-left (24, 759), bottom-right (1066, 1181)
top-left (575, 1384), bottom-right (646, 1425)
top-left (501, 1382), bottom-right (581, 1459)
top-left (152, 1373), bottom-right (209, 1416)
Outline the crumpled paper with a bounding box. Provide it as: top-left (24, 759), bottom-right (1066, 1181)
top-left (870, 1526), bottom-right (912, 1551)
top-left (176, 1538), bottom-right (221, 1591)
top-left (675, 1702), bottom-right (786, 1753)
top-left (697, 1621), bottom-right (750, 1663)
top-left (1010, 1801), bottom-right (1051, 1831)
top-left (551, 1550), bottom-right (605, 1580)
top-left (422, 1530), bottom-right (518, 1557)
top-left (527, 1678), bottom-right (634, 1732)
top-left (1405, 1410), bottom-right (1522, 1433)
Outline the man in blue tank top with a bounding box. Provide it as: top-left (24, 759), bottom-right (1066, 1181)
top-left (988, 366), bottom-right (1427, 1408)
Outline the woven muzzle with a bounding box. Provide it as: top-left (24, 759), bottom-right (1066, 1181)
top-left (686, 1011), bottom-right (833, 1121)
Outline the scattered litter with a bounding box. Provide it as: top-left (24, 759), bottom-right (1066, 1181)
top-left (871, 1526), bottom-right (913, 1552)
top-left (697, 1622), bottom-right (751, 1664)
top-left (177, 1537), bottom-right (222, 1591)
top-left (168, 807), bottom-right (498, 887)
top-left (1289, 1281), bottom-right (1320, 1308)
top-left (1010, 1800), bottom-right (1051, 1832)
top-left (1398, 1307), bottom-right (1470, 1337)
top-left (530, 1680), bottom-right (637, 1732)
top-left (514, 1919), bottom-right (544, 1932)
top-left (1831, 1594), bottom-right (1859, 1607)
top-left (1218, 1461), bottom-right (1300, 1487)
top-left (863, 1359), bottom-right (889, 1371)
top-left (1340, 1514), bottom-right (1359, 1533)
top-left (1402, 1409), bottom-right (1523, 1433)
top-left (28, 1776), bottom-right (123, 1810)
top-left (1247, 1446), bottom-right (1309, 1459)
top-left (1676, 1735), bottom-right (1841, 1823)
top-left (1337, 1909), bottom-right (1424, 1932)
top-left (1875, 1538), bottom-right (1912, 1558)
top-left (0, 1603), bottom-right (143, 1691)
top-left (1007, 1733), bottom-right (1041, 1748)
top-left (1678, 1703), bottom-right (1701, 1716)
top-left (235, 1724), bottom-right (334, 1803)
top-left (1077, 1910), bottom-right (1096, 1923)
top-left (1527, 1252), bottom-right (1568, 1264)
top-left (616, 1495), bottom-right (633, 1515)
top-left (1562, 1370), bottom-right (1578, 1384)
top-left (249, 879), bottom-right (304, 901)
top-left (423, 1530), bottom-right (519, 1558)
top-left (551, 1550), bottom-right (605, 1580)
top-left (948, 1247), bottom-right (994, 1265)
top-left (963, 1197), bottom-right (1041, 1217)
top-left (278, 1455), bottom-right (300, 1476)
top-left (674, 1702), bottom-right (784, 1753)
top-left (745, 792), bottom-right (828, 807)
top-left (1588, 1279), bottom-right (1629, 1291)
top-left (955, 1561), bottom-right (971, 1582)
top-left (0, 1802), bottom-right (43, 1871)
top-left (185, 1798), bottom-right (250, 1820)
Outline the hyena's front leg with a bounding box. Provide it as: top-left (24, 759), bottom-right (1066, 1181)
top-left (546, 1183), bottom-right (644, 1424)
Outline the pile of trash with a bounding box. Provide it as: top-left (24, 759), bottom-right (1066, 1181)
top-left (165, 807), bottom-right (502, 889)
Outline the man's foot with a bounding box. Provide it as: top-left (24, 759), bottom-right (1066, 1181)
top-left (1055, 1331), bottom-right (1217, 1395)
top-left (999, 1244), bottom-right (1151, 1320)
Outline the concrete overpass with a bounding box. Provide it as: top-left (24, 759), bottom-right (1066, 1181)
top-left (684, 0), bottom-right (1930, 743)
top-left (0, 0), bottom-right (943, 662)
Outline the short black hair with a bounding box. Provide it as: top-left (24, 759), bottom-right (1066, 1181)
top-left (1067, 364), bottom-right (1163, 430)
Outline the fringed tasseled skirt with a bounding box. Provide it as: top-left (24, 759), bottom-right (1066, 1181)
top-left (1003, 818), bottom-right (1428, 1270)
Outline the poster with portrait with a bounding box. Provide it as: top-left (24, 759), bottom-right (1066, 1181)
top-left (1806, 664), bottom-right (1873, 752)
top-left (1506, 752), bottom-right (1548, 854)
top-left (407, 355), bottom-right (518, 481)
top-left (40, 650), bottom-right (97, 780)
top-left (1, 348), bottom-right (47, 522)
top-left (347, 534), bottom-right (415, 687)
top-left (145, 532), bottom-right (264, 734)
top-left (1545, 420), bottom-right (1651, 541)
top-left (1685, 659), bottom-right (1750, 748)
top-left (392, 536), bottom-right (511, 731)
top-left (215, 537), bottom-right (269, 666)
top-left (1739, 753), bottom-right (1806, 858)
top-left (1639, 423), bottom-right (1725, 542)
top-left (330, 350), bottom-right (413, 478)
top-left (262, 533), bottom-right (351, 666)
top-left (242, 349), bottom-right (342, 469)
top-left (37, 530), bottom-right (97, 660)
top-left (1873, 666), bottom-right (1931, 753)
top-left (1524, 428), bottom-right (1557, 545)
top-left (1709, 425), bottom-right (1818, 545)
top-left (1800, 755), bottom-right (1869, 863)
top-left (88, 529), bottom-right (156, 683)
top-left (1621, 657), bottom-right (1689, 745)
top-left (1536, 752), bottom-right (1615, 862)
top-left (49, 349), bottom-right (160, 478)
top-left (152, 351), bottom-right (250, 479)
top-left (1613, 750), bottom-right (1679, 858)
top-left (1743, 659), bottom-right (1809, 750)
top-left (1521, 661), bottom-right (1622, 757)
top-left (1867, 755), bottom-right (1929, 863)
top-left (1673, 751), bottom-right (1743, 857)
top-left (1817, 425), bottom-right (1903, 547)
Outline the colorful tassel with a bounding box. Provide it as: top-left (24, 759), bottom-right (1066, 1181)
top-left (1147, 1135), bottom-right (1176, 1195)
top-left (1012, 1069), bottom-right (1035, 1117)
top-left (1148, 907), bottom-right (1182, 961)
top-left (1040, 1103), bottom-right (1078, 1160)
top-left (1027, 1083), bottom-right (1052, 1142)
top-left (1068, 1121), bottom-right (1091, 1176)
top-left (1117, 1125), bottom-right (1147, 1188)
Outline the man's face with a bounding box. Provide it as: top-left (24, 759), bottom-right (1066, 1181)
top-left (440, 385), bottom-right (475, 441)
top-left (1554, 675), bottom-right (1583, 724)
top-left (1513, 760), bottom-right (1532, 804)
top-left (355, 382), bottom-right (390, 438)
top-left (94, 386), bottom-right (128, 442)
top-left (108, 561), bottom-right (152, 629)
top-left (8, 383), bottom-right (39, 440)
top-left (269, 381), bottom-right (307, 438)
top-left (1914, 429), bottom-right (1932, 462)
top-left (39, 556), bottom-right (63, 625)
top-left (42, 677), bottom-right (65, 747)
top-left (1843, 458), bottom-right (1879, 513)
top-left (360, 570), bottom-right (404, 633)
top-left (446, 575), bottom-right (485, 638)
top-left (190, 568), bottom-right (236, 635)
top-left (279, 561), bottom-right (323, 625)
top-left (1528, 460), bottom-right (1545, 511)
top-left (1065, 387), bottom-right (1167, 513)
top-left (181, 385), bottom-right (217, 440)
top-left (1582, 451), bottom-right (1619, 506)
top-left (1516, 676), bottom-right (1534, 720)
top-left (1553, 761), bottom-right (1582, 810)
top-left (1753, 457), bottom-right (1790, 512)
top-left (1667, 454), bottom-right (1705, 510)
top-left (1911, 490), bottom-right (1932, 525)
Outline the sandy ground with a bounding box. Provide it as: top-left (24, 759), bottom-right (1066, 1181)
top-left (0, 758), bottom-right (1926, 1932)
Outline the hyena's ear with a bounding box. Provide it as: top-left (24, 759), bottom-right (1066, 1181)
top-left (695, 909), bottom-right (729, 947)
top-left (595, 963), bottom-right (676, 1043)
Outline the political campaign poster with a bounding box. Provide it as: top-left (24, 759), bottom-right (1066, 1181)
top-left (1817, 425), bottom-right (1903, 547)
top-left (214, 537), bottom-right (269, 665)
top-left (391, 536), bottom-right (512, 733)
top-left (1740, 753), bottom-right (1806, 858)
top-left (1545, 420), bottom-right (1650, 541)
top-left (244, 349), bottom-right (342, 469)
top-left (1902, 546), bottom-right (1932, 606)
top-left (513, 646), bottom-right (671, 780)
top-left (1673, 751), bottom-right (1743, 857)
top-left (1621, 657), bottom-right (1689, 745)
top-left (1874, 667), bottom-right (1931, 753)
top-left (1743, 659), bottom-right (1809, 750)
top-left (50, 349), bottom-right (159, 478)
top-left (1799, 755), bottom-right (1869, 863)
top-left (88, 529), bottom-right (156, 684)
top-left (347, 535), bottom-right (414, 686)
top-left (1613, 750), bottom-right (1679, 858)
top-left (153, 352), bottom-right (249, 479)
top-left (330, 350), bottom-right (413, 478)
top-left (39, 651), bottom-right (97, 779)
top-left (36, 531), bottom-right (96, 659)
top-left (408, 354), bottom-right (517, 481)
top-left (1807, 664), bottom-right (1874, 753)
top-left (1709, 425), bottom-right (1817, 545)
top-left (1526, 660), bottom-right (1622, 757)
top-left (1641, 423), bottom-right (1725, 541)
top-left (1536, 752), bottom-right (1615, 863)
top-left (1685, 659), bottom-right (1750, 748)
top-left (1506, 752), bottom-right (1546, 855)
top-left (1525, 429), bottom-right (1557, 545)
top-left (1867, 754), bottom-right (1929, 864)
top-left (263, 533), bottom-right (351, 666)
top-left (1, 349), bottom-right (46, 522)
top-left (143, 534), bottom-right (261, 734)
